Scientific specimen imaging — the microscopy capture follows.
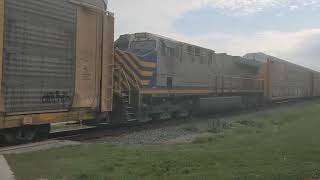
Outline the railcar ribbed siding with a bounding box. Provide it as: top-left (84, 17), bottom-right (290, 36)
top-left (313, 72), bottom-right (320, 96)
top-left (269, 59), bottom-right (313, 100)
top-left (4, 0), bottom-right (76, 113)
top-left (77, 0), bottom-right (106, 8)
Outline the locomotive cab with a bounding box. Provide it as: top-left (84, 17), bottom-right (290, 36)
top-left (116, 33), bottom-right (158, 54)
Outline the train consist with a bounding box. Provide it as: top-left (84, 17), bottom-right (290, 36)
top-left (0, 0), bottom-right (319, 144)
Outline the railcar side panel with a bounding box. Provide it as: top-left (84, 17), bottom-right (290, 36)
top-left (144, 35), bottom-right (263, 93)
top-left (156, 39), bottom-right (212, 88)
top-left (76, 0), bottom-right (106, 8)
top-left (72, 5), bottom-right (102, 109)
top-left (313, 72), bottom-right (320, 96)
top-left (101, 13), bottom-right (115, 112)
top-left (0, 0), bottom-right (110, 132)
top-left (257, 62), bottom-right (269, 98)
top-left (2, 111), bottom-right (95, 129)
top-left (4, 0), bottom-right (77, 113)
top-left (269, 57), bottom-right (312, 101)
top-left (0, 0), bottom-right (4, 112)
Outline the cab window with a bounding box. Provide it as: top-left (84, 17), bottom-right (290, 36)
top-left (130, 40), bottom-right (156, 55)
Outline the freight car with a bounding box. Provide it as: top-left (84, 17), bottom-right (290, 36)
top-left (0, 0), bottom-right (114, 143)
top-left (244, 53), bottom-right (320, 101)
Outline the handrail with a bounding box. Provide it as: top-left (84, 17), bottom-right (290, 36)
top-left (113, 65), bottom-right (123, 93)
top-left (121, 67), bottom-right (132, 104)
top-left (114, 56), bottom-right (142, 106)
top-left (132, 73), bottom-right (142, 107)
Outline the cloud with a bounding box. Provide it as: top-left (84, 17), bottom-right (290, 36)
top-left (108, 0), bottom-right (320, 71)
top-left (170, 29), bottom-right (320, 71)
top-left (108, 0), bottom-right (280, 36)
top-left (172, 29), bottom-right (314, 54)
top-left (108, 0), bottom-right (201, 36)
top-left (201, 0), bottom-right (278, 15)
top-left (109, 0), bottom-right (320, 36)
top-left (200, 0), bottom-right (320, 15)
top-left (289, 5), bottom-right (298, 11)
top-left (277, 30), bottom-right (320, 71)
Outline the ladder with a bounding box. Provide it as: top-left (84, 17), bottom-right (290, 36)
top-left (121, 93), bottom-right (137, 122)
top-left (114, 65), bottom-right (141, 123)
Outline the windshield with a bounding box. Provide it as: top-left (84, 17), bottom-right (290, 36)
top-left (130, 40), bottom-right (156, 55)
top-left (115, 39), bottom-right (129, 51)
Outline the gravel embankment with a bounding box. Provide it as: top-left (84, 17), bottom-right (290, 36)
top-left (94, 99), bottom-right (320, 145)
top-left (97, 125), bottom-right (196, 145)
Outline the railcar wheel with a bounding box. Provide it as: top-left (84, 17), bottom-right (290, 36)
top-left (36, 124), bottom-right (51, 141)
top-left (2, 125), bottom-right (50, 144)
top-left (15, 126), bottom-right (37, 143)
top-left (0, 134), bottom-right (4, 144)
top-left (3, 130), bottom-right (19, 145)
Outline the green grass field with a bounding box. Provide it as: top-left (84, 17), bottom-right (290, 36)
top-left (6, 102), bottom-right (320, 180)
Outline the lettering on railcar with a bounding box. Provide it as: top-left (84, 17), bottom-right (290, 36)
top-left (41, 91), bottom-right (71, 104)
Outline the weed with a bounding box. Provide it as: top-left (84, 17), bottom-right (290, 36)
top-left (193, 136), bottom-right (216, 144)
top-left (207, 119), bottom-right (232, 133)
top-left (239, 119), bottom-right (265, 129)
top-left (181, 167), bottom-right (191, 174)
top-left (78, 174), bottom-right (89, 180)
top-left (183, 125), bottom-right (200, 133)
top-left (234, 127), bottom-right (256, 134)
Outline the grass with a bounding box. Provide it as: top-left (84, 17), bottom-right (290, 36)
top-left (5, 102), bottom-right (320, 180)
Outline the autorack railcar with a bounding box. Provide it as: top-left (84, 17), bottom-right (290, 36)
top-left (0, 0), bottom-right (114, 143)
top-left (244, 53), bottom-right (320, 101)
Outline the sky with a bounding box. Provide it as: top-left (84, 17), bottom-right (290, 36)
top-left (108, 0), bottom-right (320, 71)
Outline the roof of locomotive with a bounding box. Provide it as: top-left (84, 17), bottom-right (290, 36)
top-left (118, 32), bottom-right (263, 68)
top-left (119, 32), bottom-right (215, 53)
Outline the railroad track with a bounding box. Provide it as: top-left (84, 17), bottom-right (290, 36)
top-left (51, 127), bottom-right (124, 142)
top-left (0, 124), bottom-right (145, 154)
top-left (0, 140), bottom-right (80, 155)
top-left (1, 98), bottom-right (319, 152)
top-left (0, 127), bottom-right (116, 154)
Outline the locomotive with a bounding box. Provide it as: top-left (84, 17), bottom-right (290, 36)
top-left (113, 33), bottom-right (265, 123)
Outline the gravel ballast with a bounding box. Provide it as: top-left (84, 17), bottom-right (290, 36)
top-left (97, 125), bottom-right (196, 145)
top-left (94, 99), bottom-right (320, 145)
